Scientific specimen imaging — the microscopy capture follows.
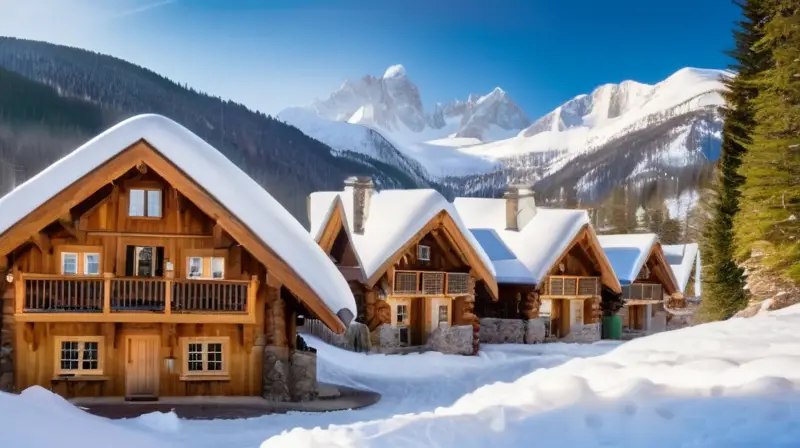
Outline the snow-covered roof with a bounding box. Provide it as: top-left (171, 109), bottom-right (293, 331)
top-left (309, 188), bottom-right (496, 284)
top-left (453, 198), bottom-right (605, 286)
top-left (662, 243), bottom-right (701, 296)
top-left (597, 234), bottom-right (659, 285)
top-left (0, 114), bottom-right (356, 326)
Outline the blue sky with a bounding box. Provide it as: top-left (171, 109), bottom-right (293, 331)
top-left (0, 0), bottom-right (739, 118)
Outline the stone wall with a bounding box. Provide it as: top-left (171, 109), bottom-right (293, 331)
top-left (558, 323), bottom-right (601, 343)
top-left (0, 295), bottom-right (13, 392)
top-left (300, 319), bottom-right (370, 353)
top-left (525, 318), bottom-right (546, 344)
top-left (262, 341), bottom-right (319, 402)
top-left (370, 324), bottom-right (402, 353)
top-left (426, 325), bottom-right (473, 355)
top-left (479, 318), bottom-right (525, 344)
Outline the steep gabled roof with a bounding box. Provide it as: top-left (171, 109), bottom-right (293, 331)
top-left (663, 243), bottom-right (701, 295)
top-left (0, 114), bottom-right (356, 332)
top-left (309, 188), bottom-right (498, 297)
top-left (453, 198), bottom-right (621, 293)
top-left (598, 233), bottom-right (680, 295)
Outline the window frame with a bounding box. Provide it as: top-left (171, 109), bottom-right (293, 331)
top-left (396, 304), bottom-right (409, 325)
top-left (417, 244), bottom-right (431, 262)
top-left (187, 256), bottom-right (204, 279)
top-left (61, 252), bottom-right (79, 275)
top-left (185, 254), bottom-right (227, 280)
top-left (128, 187), bottom-right (163, 219)
top-left (83, 253), bottom-right (101, 276)
top-left (53, 336), bottom-right (104, 376)
top-left (180, 337), bottom-right (230, 380)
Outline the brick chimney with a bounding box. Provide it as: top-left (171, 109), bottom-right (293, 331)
top-left (504, 185), bottom-right (537, 231)
top-left (344, 176), bottom-right (373, 235)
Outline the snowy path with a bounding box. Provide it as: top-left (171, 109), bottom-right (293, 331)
top-left (120, 340), bottom-right (620, 448)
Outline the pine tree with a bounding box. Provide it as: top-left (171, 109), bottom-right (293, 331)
top-left (699, 0), bottom-right (768, 320)
top-left (735, 0), bottom-right (800, 280)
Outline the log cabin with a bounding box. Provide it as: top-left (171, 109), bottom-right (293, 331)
top-left (454, 187), bottom-right (622, 344)
top-left (308, 177), bottom-right (498, 355)
top-left (663, 243), bottom-right (701, 303)
top-left (598, 234), bottom-right (680, 336)
top-left (0, 114), bottom-right (356, 401)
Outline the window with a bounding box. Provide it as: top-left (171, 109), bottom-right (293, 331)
top-left (181, 338), bottom-right (229, 378)
top-left (62, 253), bottom-right (78, 275)
top-left (399, 327), bottom-right (409, 346)
top-left (188, 257), bottom-right (203, 278)
top-left (129, 189), bottom-right (162, 218)
top-left (84, 253), bottom-right (100, 275)
top-left (54, 337), bottom-right (103, 375)
top-left (417, 245), bottom-right (431, 263)
top-left (438, 305), bottom-right (449, 326)
top-left (396, 304), bottom-right (409, 324)
top-left (186, 256), bottom-right (226, 280)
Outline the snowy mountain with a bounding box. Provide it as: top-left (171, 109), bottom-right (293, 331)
top-left (286, 66), bottom-right (727, 219)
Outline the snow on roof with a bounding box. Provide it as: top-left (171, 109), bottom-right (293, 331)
top-left (309, 188), bottom-right (495, 282)
top-left (662, 243), bottom-right (701, 295)
top-left (0, 114), bottom-right (356, 322)
top-left (453, 198), bottom-right (591, 285)
top-left (597, 233), bottom-right (659, 285)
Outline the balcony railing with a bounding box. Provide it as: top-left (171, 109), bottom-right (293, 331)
top-left (541, 276), bottom-right (600, 298)
top-left (622, 283), bottom-right (663, 302)
top-left (392, 270), bottom-right (471, 296)
top-left (15, 273), bottom-right (257, 323)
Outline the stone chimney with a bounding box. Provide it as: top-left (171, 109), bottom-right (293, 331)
top-left (504, 184), bottom-right (537, 231)
top-left (344, 176), bottom-right (373, 235)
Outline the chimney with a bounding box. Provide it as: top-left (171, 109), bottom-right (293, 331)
top-left (504, 184), bottom-right (536, 231)
top-left (344, 176), bottom-right (373, 235)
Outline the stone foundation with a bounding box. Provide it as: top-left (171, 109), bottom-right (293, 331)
top-left (558, 323), bottom-right (601, 343)
top-left (479, 318), bottom-right (525, 344)
top-left (426, 325), bottom-right (474, 355)
top-left (262, 343), bottom-right (319, 402)
top-left (301, 319), bottom-right (370, 353)
top-left (370, 324), bottom-right (403, 353)
top-left (524, 318), bottom-right (546, 344)
top-left (289, 350), bottom-right (318, 402)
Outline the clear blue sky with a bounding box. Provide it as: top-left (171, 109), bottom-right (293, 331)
top-left (0, 0), bottom-right (740, 118)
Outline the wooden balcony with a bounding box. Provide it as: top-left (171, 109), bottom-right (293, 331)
top-left (540, 275), bottom-right (601, 299)
top-left (622, 283), bottom-right (664, 305)
top-left (392, 270), bottom-right (471, 296)
top-left (14, 273), bottom-right (258, 324)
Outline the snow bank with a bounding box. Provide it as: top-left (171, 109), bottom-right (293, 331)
top-left (0, 114), bottom-right (356, 323)
top-left (264, 305), bottom-right (800, 447)
top-left (0, 386), bottom-right (172, 448)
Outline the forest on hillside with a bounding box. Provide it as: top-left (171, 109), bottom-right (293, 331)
top-left (700, 0), bottom-right (799, 320)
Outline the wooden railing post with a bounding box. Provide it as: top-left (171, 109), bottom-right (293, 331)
top-left (247, 275), bottom-right (259, 321)
top-left (164, 277), bottom-right (172, 315)
top-left (14, 270), bottom-right (24, 314)
top-left (103, 273), bottom-right (112, 315)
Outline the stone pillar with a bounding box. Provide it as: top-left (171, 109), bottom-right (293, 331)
top-left (262, 345), bottom-right (290, 401)
top-left (521, 291), bottom-right (540, 320)
top-left (289, 350), bottom-right (318, 402)
top-left (0, 289), bottom-right (14, 392)
top-left (462, 276), bottom-right (479, 355)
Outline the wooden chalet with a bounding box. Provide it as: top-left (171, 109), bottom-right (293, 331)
top-left (308, 177), bottom-right (498, 355)
top-left (454, 187), bottom-right (622, 343)
top-left (0, 115), bottom-right (355, 401)
top-left (598, 234), bottom-right (680, 334)
top-left (663, 243), bottom-right (701, 303)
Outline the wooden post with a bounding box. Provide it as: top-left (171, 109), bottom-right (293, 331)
top-left (248, 275), bottom-right (259, 322)
top-left (103, 273), bottom-right (112, 315)
top-left (14, 269), bottom-right (23, 315)
top-left (164, 278), bottom-right (172, 315)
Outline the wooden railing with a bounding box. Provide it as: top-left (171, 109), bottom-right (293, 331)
top-left (392, 270), bottom-right (471, 296)
top-left (541, 276), bottom-right (601, 297)
top-left (622, 283), bottom-right (663, 301)
top-left (16, 273), bottom-right (258, 323)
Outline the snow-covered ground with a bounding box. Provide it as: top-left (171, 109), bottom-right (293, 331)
top-left (5, 306), bottom-right (800, 447)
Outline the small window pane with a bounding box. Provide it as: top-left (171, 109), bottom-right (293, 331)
top-left (82, 342), bottom-right (99, 370)
top-left (211, 257), bottom-right (224, 279)
top-left (62, 253), bottom-right (78, 275)
top-left (188, 257), bottom-right (203, 278)
top-left (60, 341), bottom-right (79, 370)
top-left (438, 305), bottom-right (448, 322)
top-left (84, 254), bottom-right (100, 275)
top-left (207, 343), bottom-right (223, 371)
top-left (187, 343), bottom-right (204, 371)
top-left (396, 304), bottom-right (408, 323)
top-left (147, 190), bottom-right (162, 217)
top-left (129, 189), bottom-right (145, 216)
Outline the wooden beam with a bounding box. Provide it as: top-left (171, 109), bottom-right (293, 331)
top-left (30, 231), bottom-right (52, 255)
top-left (86, 231), bottom-right (212, 239)
top-left (213, 223), bottom-right (233, 248)
top-left (430, 229), bottom-right (463, 268)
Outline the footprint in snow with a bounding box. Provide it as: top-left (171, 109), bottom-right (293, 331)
top-left (623, 403), bottom-right (637, 416)
top-left (585, 414), bottom-right (604, 429)
top-left (655, 407), bottom-right (675, 420)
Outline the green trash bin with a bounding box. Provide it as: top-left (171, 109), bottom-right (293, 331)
top-left (602, 315), bottom-right (622, 340)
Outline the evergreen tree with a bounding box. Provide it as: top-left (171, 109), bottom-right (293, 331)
top-left (699, 0), bottom-right (768, 320)
top-left (735, 0), bottom-right (800, 280)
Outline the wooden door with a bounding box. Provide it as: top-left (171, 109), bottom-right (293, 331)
top-left (411, 298), bottom-right (424, 345)
top-left (125, 335), bottom-right (160, 399)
